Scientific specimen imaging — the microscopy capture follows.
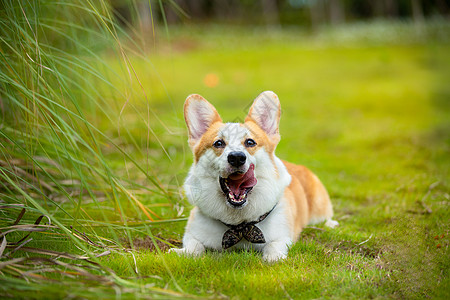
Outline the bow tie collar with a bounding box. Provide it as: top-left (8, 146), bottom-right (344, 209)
top-left (221, 206), bottom-right (276, 249)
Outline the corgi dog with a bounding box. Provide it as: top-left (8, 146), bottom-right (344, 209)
top-left (171, 91), bottom-right (338, 262)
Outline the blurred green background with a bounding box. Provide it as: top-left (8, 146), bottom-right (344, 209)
top-left (0, 0), bottom-right (449, 299)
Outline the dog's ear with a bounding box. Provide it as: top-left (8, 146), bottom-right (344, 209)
top-left (245, 91), bottom-right (281, 138)
top-left (184, 94), bottom-right (222, 143)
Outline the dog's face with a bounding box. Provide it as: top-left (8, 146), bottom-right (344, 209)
top-left (184, 91), bottom-right (282, 210)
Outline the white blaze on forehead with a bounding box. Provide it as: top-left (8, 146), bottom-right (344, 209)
top-left (219, 123), bottom-right (249, 150)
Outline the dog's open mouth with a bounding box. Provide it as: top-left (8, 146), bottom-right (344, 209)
top-left (219, 164), bottom-right (257, 207)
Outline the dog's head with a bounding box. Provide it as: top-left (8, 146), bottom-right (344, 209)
top-left (184, 91), bottom-right (282, 209)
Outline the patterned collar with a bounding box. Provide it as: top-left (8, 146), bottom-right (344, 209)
top-left (221, 205), bottom-right (277, 249)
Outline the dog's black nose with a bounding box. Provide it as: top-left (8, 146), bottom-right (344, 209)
top-left (228, 151), bottom-right (246, 167)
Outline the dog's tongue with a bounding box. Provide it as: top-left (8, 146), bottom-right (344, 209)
top-left (227, 164), bottom-right (257, 197)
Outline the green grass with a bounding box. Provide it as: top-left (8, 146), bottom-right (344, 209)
top-left (1, 2), bottom-right (449, 298)
top-left (96, 26), bottom-right (449, 299)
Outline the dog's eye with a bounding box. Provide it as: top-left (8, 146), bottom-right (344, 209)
top-left (213, 139), bottom-right (226, 148)
top-left (244, 139), bottom-right (257, 147)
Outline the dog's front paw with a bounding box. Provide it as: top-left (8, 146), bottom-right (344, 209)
top-left (325, 219), bottom-right (339, 228)
top-left (168, 247), bottom-right (186, 255)
top-left (169, 244), bottom-right (205, 257)
top-left (263, 251), bottom-right (287, 263)
top-left (169, 247), bottom-right (198, 256)
top-left (262, 241), bottom-right (289, 263)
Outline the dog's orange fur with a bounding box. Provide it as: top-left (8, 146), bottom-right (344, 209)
top-left (282, 161), bottom-right (333, 238)
top-left (184, 94), bottom-right (223, 162)
top-left (243, 121), bottom-right (279, 157)
top-left (192, 122), bottom-right (224, 161)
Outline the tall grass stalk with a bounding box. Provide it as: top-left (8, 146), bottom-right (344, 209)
top-left (0, 0), bottom-right (185, 297)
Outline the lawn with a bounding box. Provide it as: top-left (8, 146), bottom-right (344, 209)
top-left (1, 16), bottom-right (449, 300)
